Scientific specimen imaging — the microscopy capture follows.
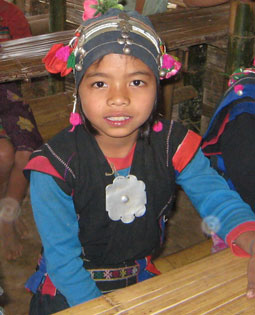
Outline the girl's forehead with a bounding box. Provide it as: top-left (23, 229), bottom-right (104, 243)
top-left (87, 53), bottom-right (152, 71)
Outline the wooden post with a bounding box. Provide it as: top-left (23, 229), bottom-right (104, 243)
top-left (48, 0), bottom-right (66, 93)
top-left (14, 0), bottom-right (25, 12)
top-left (49, 0), bottom-right (66, 33)
top-left (135, 0), bottom-right (146, 13)
top-left (225, 0), bottom-right (255, 75)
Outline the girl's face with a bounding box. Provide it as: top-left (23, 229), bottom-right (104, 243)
top-left (79, 53), bottom-right (157, 146)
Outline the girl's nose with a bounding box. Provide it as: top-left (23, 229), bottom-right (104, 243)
top-left (107, 87), bottom-right (129, 107)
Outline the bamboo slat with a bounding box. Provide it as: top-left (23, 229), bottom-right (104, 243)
top-left (169, 0), bottom-right (187, 8)
top-left (66, 0), bottom-right (83, 26)
top-left (149, 4), bottom-right (230, 50)
top-left (0, 31), bottom-right (72, 61)
top-left (0, 31), bottom-right (73, 82)
top-left (55, 249), bottom-right (255, 314)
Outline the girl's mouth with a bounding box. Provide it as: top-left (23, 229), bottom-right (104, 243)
top-left (105, 116), bottom-right (131, 126)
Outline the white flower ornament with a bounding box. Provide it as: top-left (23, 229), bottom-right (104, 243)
top-left (105, 175), bottom-right (147, 224)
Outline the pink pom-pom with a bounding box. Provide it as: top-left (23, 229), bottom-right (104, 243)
top-left (153, 121), bottom-right (163, 132)
top-left (69, 113), bottom-right (82, 132)
top-left (234, 84), bottom-right (244, 95)
top-left (83, 0), bottom-right (100, 21)
top-left (162, 54), bottom-right (175, 69)
top-left (55, 45), bottom-right (71, 62)
top-left (160, 54), bottom-right (182, 80)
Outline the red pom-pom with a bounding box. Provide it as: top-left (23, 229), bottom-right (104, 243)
top-left (42, 43), bottom-right (73, 77)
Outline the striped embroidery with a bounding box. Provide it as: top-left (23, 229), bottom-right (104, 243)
top-left (0, 26), bottom-right (10, 40)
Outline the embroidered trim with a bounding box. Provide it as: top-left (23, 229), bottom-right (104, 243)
top-left (75, 40), bottom-right (159, 67)
top-left (76, 17), bottom-right (161, 56)
top-left (45, 143), bottom-right (76, 179)
top-left (166, 120), bottom-right (174, 167)
top-left (157, 194), bottom-right (173, 219)
top-left (88, 265), bottom-right (138, 281)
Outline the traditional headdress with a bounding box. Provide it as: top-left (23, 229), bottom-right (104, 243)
top-left (43, 0), bottom-right (181, 130)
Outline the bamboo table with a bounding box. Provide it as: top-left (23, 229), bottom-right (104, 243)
top-left (55, 249), bottom-right (255, 314)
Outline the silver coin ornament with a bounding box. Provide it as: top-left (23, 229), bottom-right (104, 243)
top-left (105, 175), bottom-right (147, 224)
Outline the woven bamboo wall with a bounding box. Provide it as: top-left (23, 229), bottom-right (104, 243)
top-left (201, 38), bottom-right (228, 134)
top-left (24, 0), bottom-right (83, 27)
top-left (25, 0), bottom-right (49, 16)
top-left (66, 0), bottom-right (83, 27)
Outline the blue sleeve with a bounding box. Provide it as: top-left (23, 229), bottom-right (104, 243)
top-left (176, 148), bottom-right (255, 241)
top-left (30, 171), bottom-right (101, 307)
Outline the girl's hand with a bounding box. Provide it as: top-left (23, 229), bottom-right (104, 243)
top-left (234, 231), bottom-right (255, 298)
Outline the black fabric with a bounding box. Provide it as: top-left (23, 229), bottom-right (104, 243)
top-left (29, 291), bottom-right (69, 315)
top-left (202, 97), bottom-right (254, 155)
top-left (202, 74), bottom-right (255, 211)
top-left (221, 113), bottom-right (255, 209)
top-left (28, 119), bottom-right (189, 268)
top-left (92, 274), bottom-right (137, 293)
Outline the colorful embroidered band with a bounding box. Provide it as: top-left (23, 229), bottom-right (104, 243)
top-left (88, 264), bottom-right (139, 281)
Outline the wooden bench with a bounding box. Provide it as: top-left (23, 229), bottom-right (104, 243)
top-left (27, 14), bottom-right (50, 36)
top-left (26, 92), bottom-right (73, 141)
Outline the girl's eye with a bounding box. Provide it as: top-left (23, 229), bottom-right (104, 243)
top-left (131, 80), bottom-right (144, 87)
top-left (93, 81), bottom-right (106, 88)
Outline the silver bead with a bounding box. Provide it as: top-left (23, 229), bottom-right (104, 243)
top-left (159, 69), bottom-right (166, 77)
top-left (237, 90), bottom-right (243, 96)
top-left (121, 32), bottom-right (129, 39)
top-left (123, 46), bottom-right (131, 54)
top-left (121, 195), bottom-right (129, 203)
top-left (117, 38), bottom-right (125, 45)
top-left (126, 39), bottom-right (133, 45)
top-left (75, 63), bottom-right (83, 71)
top-left (78, 48), bottom-right (86, 56)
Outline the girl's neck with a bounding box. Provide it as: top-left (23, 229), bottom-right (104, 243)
top-left (95, 133), bottom-right (138, 158)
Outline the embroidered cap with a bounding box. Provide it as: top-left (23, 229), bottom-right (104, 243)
top-left (42, 5), bottom-right (181, 130)
top-left (43, 8), bottom-right (181, 87)
top-left (74, 9), bottom-right (163, 87)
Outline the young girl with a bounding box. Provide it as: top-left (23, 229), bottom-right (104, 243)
top-left (25, 2), bottom-right (255, 314)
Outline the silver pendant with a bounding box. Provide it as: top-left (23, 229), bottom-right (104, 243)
top-left (105, 175), bottom-right (147, 224)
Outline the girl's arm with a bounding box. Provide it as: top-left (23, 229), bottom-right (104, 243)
top-left (176, 148), bottom-right (255, 299)
top-left (30, 171), bottom-right (101, 307)
top-left (183, 0), bottom-right (228, 7)
top-left (176, 148), bottom-right (255, 246)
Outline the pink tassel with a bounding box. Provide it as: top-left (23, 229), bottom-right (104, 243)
top-left (69, 112), bottom-right (82, 132)
top-left (153, 121), bottom-right (163, 132)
